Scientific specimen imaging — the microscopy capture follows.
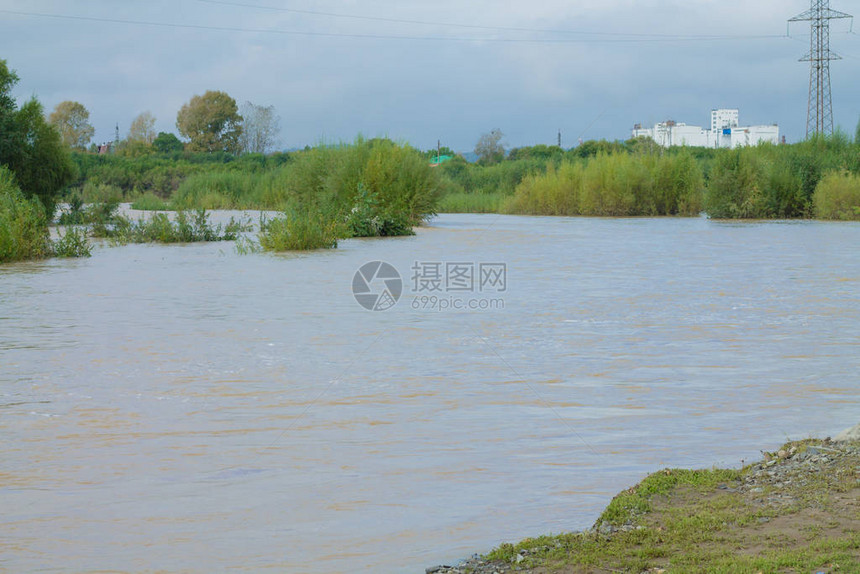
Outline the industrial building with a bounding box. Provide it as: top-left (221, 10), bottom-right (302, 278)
top-left (632, 109), bottom-right (779, 149)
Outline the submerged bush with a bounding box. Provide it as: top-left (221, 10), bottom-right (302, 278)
top-left (813, 172), bottom-right (860, 220)
top-left (258, 209), bottom-right (341, 251)
top-left (92, 209), bottom-right (248, 244)
top-left (53, 226), bottom-right (92, 258)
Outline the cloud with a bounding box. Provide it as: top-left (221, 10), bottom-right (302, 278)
top-left (2, 0), bottom-right (858, 150)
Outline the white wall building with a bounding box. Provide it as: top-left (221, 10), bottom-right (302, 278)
top-left (632, 109), bottom-right (779, 149)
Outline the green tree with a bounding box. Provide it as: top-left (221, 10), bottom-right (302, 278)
top-left (0, 60), bottom-right (74, 216)
top-left (128, 111), bottom-right (156, 144)
top-left (176, 91), bottom-right (243, 153)
top-left (49, 100), bottom-right (95, 150)
top-left (152, 132), bottom-right (184, 153)
top-left (0, 62), bottom-right (20, 164)
top-left (475, 129), bottom-right (505, 165)
top-left (855, 116), bottom-right (860, 146)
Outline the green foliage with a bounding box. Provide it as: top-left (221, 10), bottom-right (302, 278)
top-left (0, 60), bottom-right (75, 217)
top-left (130, 192), bottom-right (172, 211)
top-left (48, 101), bottom-right (95, 150)
top-left (813, 171), bottom-right (860, 220)
top-left (94, 209), bottom-right (247, 244)
top-left (503, 152), bottom-right (703, 216)
top-left (152, 132), bottom-right (184, 153)
top-left (258, 209), bottom-right (341, 251)
top-left (437, 191), bottom-right (505, 213)
top-left (171, 137), bottom-right (440, 237)
top-left (507, 144), bottom-right (564, 162)
top-left (0, 166), bottom-right (52, 263)
top-left (176, 90), bottom-right (243, 153)
top-left (52, 225), bottom-right (92, 258)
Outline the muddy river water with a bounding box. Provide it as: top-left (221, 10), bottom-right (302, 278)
top-left (1, 214), bottom-right (858, 572)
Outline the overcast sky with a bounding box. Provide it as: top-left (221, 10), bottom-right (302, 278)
top-left (2, 0), bottom-right (859, 152)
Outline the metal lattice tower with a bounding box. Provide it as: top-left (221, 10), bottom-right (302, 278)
top-left (789, 1), bottom-right (853, 137)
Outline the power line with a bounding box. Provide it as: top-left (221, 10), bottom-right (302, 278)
top-left (0, 8), bottom-right (787, 44)
top-left (194, 0), bottom-right (783, 40)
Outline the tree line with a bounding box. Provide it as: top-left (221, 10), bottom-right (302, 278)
top-left (48, 90), bottom-right (281, 157)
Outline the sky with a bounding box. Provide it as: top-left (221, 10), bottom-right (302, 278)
top-left (1, 0), bottom-right (859, 152)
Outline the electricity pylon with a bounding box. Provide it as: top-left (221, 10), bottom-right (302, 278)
top-left (789, 0), bottom-right (853, 137)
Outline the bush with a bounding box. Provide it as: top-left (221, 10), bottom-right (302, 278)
top-left (503, 152), bottom-right (703, 216)
top-left (130, 192), bottom-right (172, 211)
top-left (258, 209), bottom-right (341, 251)
top-left (0, 166), bottom-right (52, 262)
top-left (813, 172), bottom-right (860, 220)
top-left (53, 226), bottom-right (92, 258)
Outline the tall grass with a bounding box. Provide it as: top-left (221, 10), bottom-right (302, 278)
top-left (503, 152), bottom-right (703, 216)
top-left (813, 172), bottom-right (860, 220)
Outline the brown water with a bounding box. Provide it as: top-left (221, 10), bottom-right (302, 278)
top-left (1, 214), bottom-right (858, 573)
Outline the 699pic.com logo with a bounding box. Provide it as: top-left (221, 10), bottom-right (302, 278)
top-left (352, 261), bottom-right (403, 311)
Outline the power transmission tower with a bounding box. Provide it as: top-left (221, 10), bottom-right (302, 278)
top-left (789, 1), bottom-right (853, 137)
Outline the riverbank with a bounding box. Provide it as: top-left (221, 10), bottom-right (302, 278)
top-left (428, 425), bottom-right (860, 574)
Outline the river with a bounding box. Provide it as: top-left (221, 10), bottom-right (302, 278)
top-left (1, 213), bottom-right (858, 572)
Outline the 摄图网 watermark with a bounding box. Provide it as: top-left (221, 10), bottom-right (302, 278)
top-left (352, 260), bottom-right (507, 312)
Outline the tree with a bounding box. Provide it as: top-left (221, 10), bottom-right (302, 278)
top-left (0, 61), bottom-right (20, 164)
top-left (239, 101), bottom-right (280, 154)
top-left (0, 60), bottom-right (74, 215)
top-left (176, 90), bottom-right (243, 153)
top-left (855, 116), bottom-right (860, 145)
top-left (49, 100), bottom-right (95, 150)
top-left (475, 129), bottom-right (505, 165)
top-left (128, 111), bottom-right (156, 144)
top-left (152, 132), bottom-right (184, 154)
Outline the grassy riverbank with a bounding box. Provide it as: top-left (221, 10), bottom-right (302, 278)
top-left (431, 434), bottom-right (859, 573)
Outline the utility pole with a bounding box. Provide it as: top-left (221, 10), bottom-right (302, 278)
top-left (789, 0), bottom-right (853, 137)
top-left (557, 129), bottom-right (562, 148)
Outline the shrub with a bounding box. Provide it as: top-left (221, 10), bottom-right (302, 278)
top-left (813, 172), bottom-right (860, 220)
top-left (0, 166), bottom-right (52, 262)
top-left (258, 209), bottom-right (341, 251)
top-left (53, 226), bottom-right (92, 258)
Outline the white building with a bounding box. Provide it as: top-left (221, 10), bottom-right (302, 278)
top-left (632, 109), bottom-right (779, 149)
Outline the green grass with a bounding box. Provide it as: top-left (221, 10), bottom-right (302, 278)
top-left (483, 439), bottom-right (859, 573)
